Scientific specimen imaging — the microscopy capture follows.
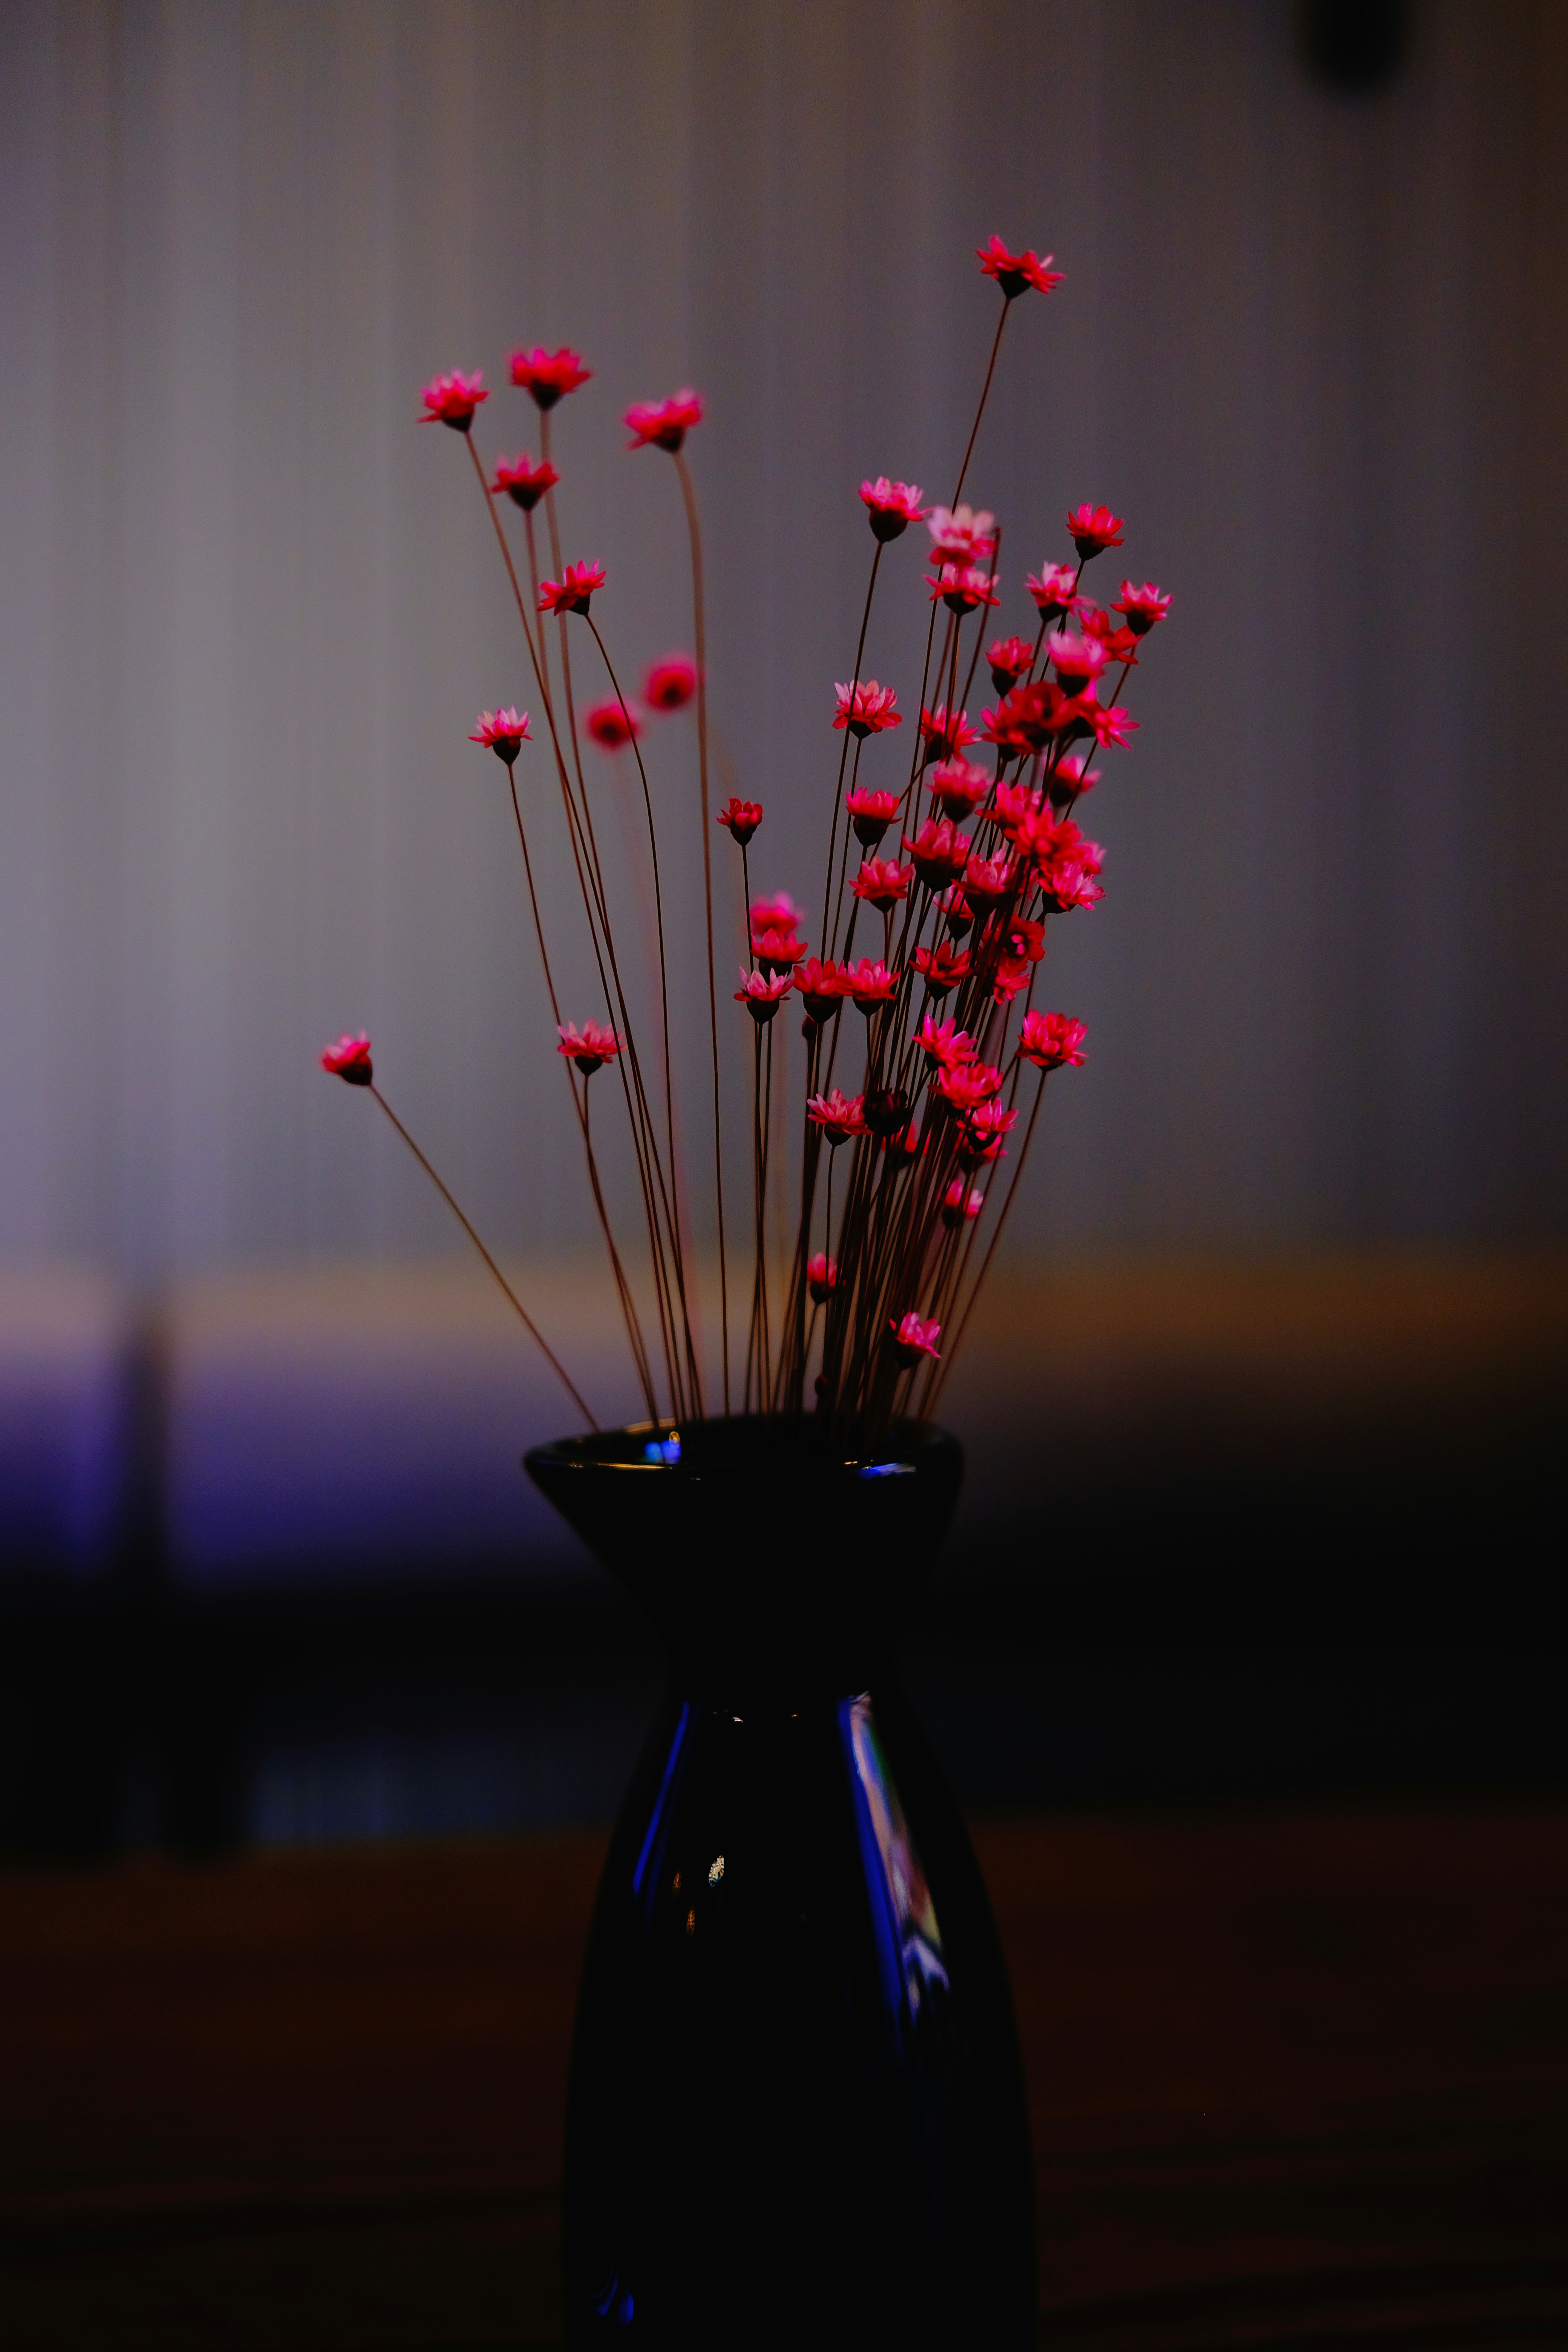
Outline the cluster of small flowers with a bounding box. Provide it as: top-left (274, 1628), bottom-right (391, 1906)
top-left (326, 234), bottom-right (1167, 1435)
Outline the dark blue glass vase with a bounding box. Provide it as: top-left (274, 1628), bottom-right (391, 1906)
top-left (525, 1416), bottom-right (1036, 2349)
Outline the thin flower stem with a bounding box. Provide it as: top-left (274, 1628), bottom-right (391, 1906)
top-left (925, 1063), bottom-right (1049, 1421)
top-left (368, 1083), bottom-right (599, 1430)
top-left (821, 539), bottom-right (883, 951)
top-left (673, 447), bottom-right (730, 1418)
top-left (951, 297), bottom-right (1011, 510)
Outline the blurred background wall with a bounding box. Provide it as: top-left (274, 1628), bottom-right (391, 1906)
top-left (0, 0), bottom-right (1564, 1285)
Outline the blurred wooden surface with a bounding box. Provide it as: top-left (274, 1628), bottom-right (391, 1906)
top-left (2, 1810), bottom-right (1566, 2348)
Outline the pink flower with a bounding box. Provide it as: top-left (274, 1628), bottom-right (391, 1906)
top-left (994, 778), bottom-right (1044, 838)
top-left (321, 1031), bottom-right (373, 1085)
top-left (860, 478), bottom-right (926, 541)
top-left (1003, 913), bottom-right (1046, 965)
top-left (919, 704), bottom-right (978, 765)
top-left (956, 1099), bottom-right (1018, 1165)
top-left (538, 560), bottom-right (605, 616)
top-left (1046, 629), bottom-right (1110, 695)
top-left (807, 1252), bottom-right (839, 1302)
top-left (833, 678), bottom-right (902, 737)
top-left (845, 788), bottom-right (901, 847)
top-left (888, 1311), bottom-right (942, 1367)
top-left (717, 797), bottom-right (763, 845)
top-left (750, 891), bottom-right (803, 934)
top-left (914, 940), bottom-right (971, 998)
top-left (625, 387), bottom-right (703, 452)
top-left (807, 1088), bottom-right (867, 1145)
top-left (735, 967), bottom-right (793, 1023)
top-left (557, 1018), bottom-right (624, 1075)
top-left (926, 504), bottom-right (998, 565)
top-left (850, 857), bottom-right (912, 910)
top-left (842, 958), bottom-right (899, 1013)
top-left (928, 562), bottom-right (1001, 614)
top-left (961, 850), bottom-right (1017, 908)
top-left (937, 1060), bottom-right (1004, 1114)
top-left (976, 236), bottom-right (1064, 300)
top-left (902, 817), bottom-right (971, 891)
top-left (1081, 606), bottom-right (1142, 665)
top-left (1018, 1010), bottom-right (1087, 1070)
top-left (926, 758), bottom-right (989, 818)
top-left (469, 706), bottom-right (531, 763)
top-left (1084, 696), bottom-right (1139, 749)
top-left (1050, 751), bottom-right (1101, 803)
top-left (510, 346), bottom-right (591, 409)
top-left (490, 452), bottom-right (558, 510)
top-left (988, 634), bottom-right (1035, 692)
top-left (1113, 580), bottom-right (1173, 636)
top-left (793, 958), bottom-right (850, 1022)
top-left (644, 654), bottom-right (698, 710)
top-left (585, 699), bottom-right (642, 750)
top-left (914, 1015), bottom-right (976, 1071)
top-left (941, 1180), bottom-right (985, 1229)
top-left (983, 680), bottom-right (1066, 754)
top-left (1037, 826), bottom-right (1105, 913)
top-left (1066, 502), bottom-right (1125, 559)
top-left (750, 923), bottom-right (807, 974)
top-left (1027, 560), bottom-right (1083, 617)
top-left (1003, 801), bottom-right (1062, 868)
top-left (937, 884), bottom-right (974, 939)
top-left (989, 956), bottom-right (1032, 1006)
top-left (420, 369), bottom-right (487, 431)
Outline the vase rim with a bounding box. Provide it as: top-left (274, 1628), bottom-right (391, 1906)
top-left (524, 1412), bottom-right (957, 1482)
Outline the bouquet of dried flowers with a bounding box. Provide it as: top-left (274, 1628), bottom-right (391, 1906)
top-left (323, 236), bottom-right (1170, 1447)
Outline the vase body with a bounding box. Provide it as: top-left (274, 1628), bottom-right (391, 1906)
top-left (526, 1417), bottom-right (1035, 2349)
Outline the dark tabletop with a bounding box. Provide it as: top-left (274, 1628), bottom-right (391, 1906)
top-left (2, 1808), bottom-right (1566, 2349)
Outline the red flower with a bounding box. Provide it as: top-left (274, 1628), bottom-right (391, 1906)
top-left (469, 706), bottom-right (531, 763)
top-left (1084, 695), bottom-right (1138, 750)
top-left (990, 957), bottom-right (1032, 1006)
top-left (1081, 605), bottom-right (1142, 665)
top-left (914, 1015), bottom-right (976, 1071)
top-left (735, 967), bottom-right (793, 1023)
top-left (1004, 914), bottom-right (1046, 965)
top-left (1046, 629), bottom-right (1110, 695)
top-left (842, 958), bottom-right (899, 1013)
top-left (926, 504), bottom-right (998, 565)
top-left (491, 452), bottom-right (558, 510)
top-left (956, 1099), bottom-right (1018, 1166)
top-left (793, 958), bottom-right (850, 1023)
top-left (509, 346), bottom-right (591, 409)
top-left (983, 679), bottom-right (1068, 754)
top-left (914, 940), bottom-right (971, 998)
top-left (919, 704), bottom-right (978, 765)
top-left (961, 850), bottom-right (1017, 908)
top-left (420, 369), bottom-right (487, 431)
top-left (993, 778), bottom-right (1044, 838)
top-left (585, 699), bottom-right (642, 750)
top-left (860, 478), bottom-right (926, 541)
top-left (976, 236), bottom-right (1064, 300)
top-left (750, 923), bottom-right (807, 974)
top-left (625, 387), bottom-right (703, 452)
top-left (888, 1311), bottom-right (942, 1367)
top-left (644, 654), bottom-right (698, 710)
top-left (928, 562), bottom-right (1001, 615)
top-left (834, 678), bottom-right (902, 737)
top-left (926, 758), bottom-right (989, 819)
top-left (807, 1252), bottom-right (839, 1302)
top-left (807, 1088), bottom-right (867, 1145)
top-left (1018, 1010), bottom-right (1087, 1069)
top-left (321, 1031), bottom-right (373, 1085)
top-left (845, 788), bottom-right (901, 847)
top-left (850, 857), bottom-right (912, 910)
top-left (538, 560), bottom-right (605, 617)
top-left (902, 817), bottom-right (971, 891)
top-left (988, 634), bottom-right (1035, 692)
top-left (1026, 561), bottom-right (1083, 617)
top-left (1113, 580), bottom-right (1173, 636)
top-left (557, 1018), bottom-right (624, 1074)
top-left (941, 1180), bottom-right (985, 1229)
top-left (937, 884), bottom-right (974, 939)
top-left (717, 797), bottom-right (763, 845)
top-left (1066, 502), bottom-right (1125, 559)
top-left (1050, 751), bottom-right (1101, 804)
top-left (937, 1060), bottom-right (1003, 1114)
top-left (1036, 825), bottom-right (1105, 914)
top-left (750, 891), bottom-right (803, 934)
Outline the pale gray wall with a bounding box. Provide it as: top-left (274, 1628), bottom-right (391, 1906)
top-left (0, 0), bottom-right (1563, 1280)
